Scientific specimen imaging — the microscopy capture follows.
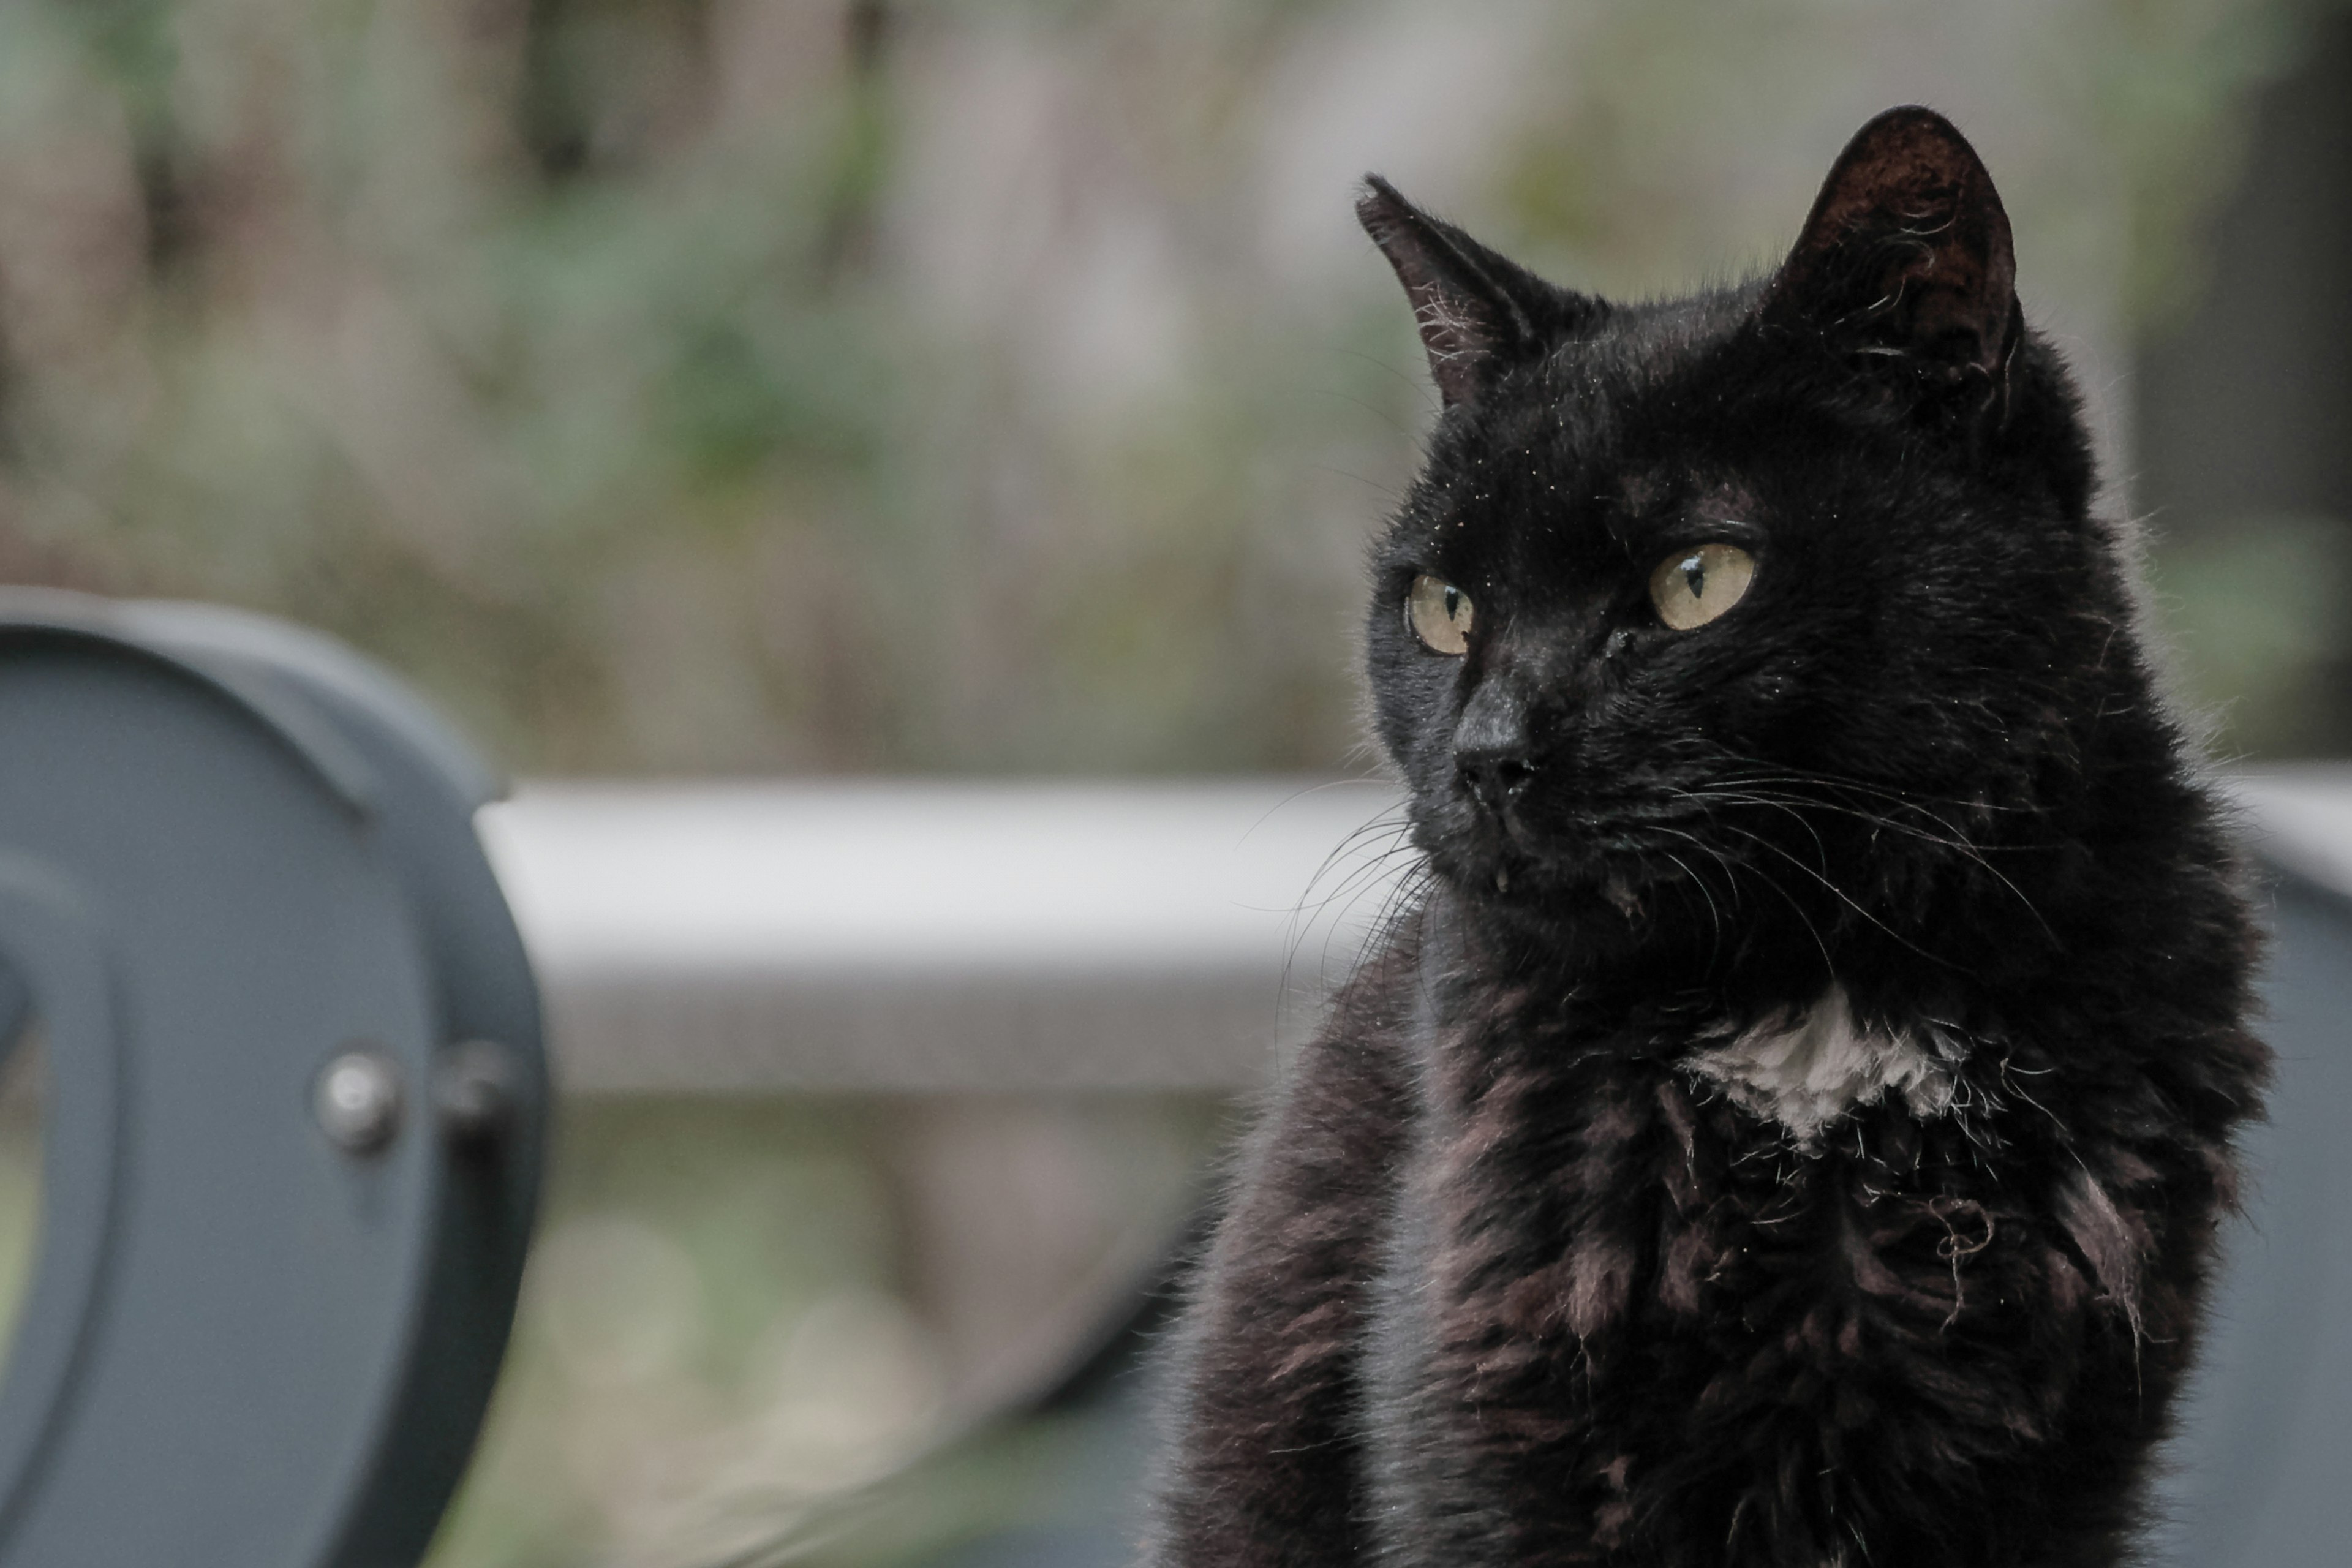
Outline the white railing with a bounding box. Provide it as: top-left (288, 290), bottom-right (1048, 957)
top-left (478, 778), bottom-right (1412, 1092)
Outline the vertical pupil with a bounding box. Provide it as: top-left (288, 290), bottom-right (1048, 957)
top-left (1442, 585), bottom-right (1460, 620)
top-left (1683, 557), bottom-right (1707, 599)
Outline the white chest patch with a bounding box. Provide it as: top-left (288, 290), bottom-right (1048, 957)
top-left (1684, 985), bottom-right (1957, 1147)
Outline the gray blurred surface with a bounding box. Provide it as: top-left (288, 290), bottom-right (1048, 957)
top-left (2149, 854), bottom-right (2352, 1564)
top-left (2154, 771), bottom-right (2352, 1561)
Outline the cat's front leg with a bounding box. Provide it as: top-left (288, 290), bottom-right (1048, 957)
top-left (1142, 935), bottom-right (1420, 1567)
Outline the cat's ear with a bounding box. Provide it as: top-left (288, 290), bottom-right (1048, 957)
top-left (1764, 107), bottom-right (2018, 408)
top-left (1357, 177), bottom-right (1587, 409)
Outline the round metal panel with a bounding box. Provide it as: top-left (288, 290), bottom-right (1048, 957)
top-left (0, 596), bottom-right (546, 1568)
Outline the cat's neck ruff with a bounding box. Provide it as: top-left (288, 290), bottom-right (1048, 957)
top-left (1684, 985), bottom-right (1956, 1147)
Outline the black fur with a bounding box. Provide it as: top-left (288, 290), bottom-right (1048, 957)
top-left (1146, 108), bottom-right (2268, 1567)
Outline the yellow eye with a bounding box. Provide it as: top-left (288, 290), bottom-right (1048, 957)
top-left (1406, 573), bottom-right (1474, 654)
top-left (1648, 542), bottom-right (1756, 630)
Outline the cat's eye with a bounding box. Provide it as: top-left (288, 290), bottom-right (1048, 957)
top-left (1406, 574), bottom-right (1475, 654)
top-left (1648, 543), bottom-right (1756, 630)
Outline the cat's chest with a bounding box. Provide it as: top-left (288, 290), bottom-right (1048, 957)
top-left (1422, 983), bottom-right (1983, 1315)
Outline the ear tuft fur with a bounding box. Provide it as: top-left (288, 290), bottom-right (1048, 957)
top-left (1357, 177), bottom-right (1597, 408)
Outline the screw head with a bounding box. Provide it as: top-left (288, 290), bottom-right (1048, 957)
top-left (315, 1048), bottom-right (404, 1155)
top-left (433, 1039), bottom-right (519, 1145)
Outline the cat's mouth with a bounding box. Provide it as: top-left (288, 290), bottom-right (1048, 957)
top-left (1450, 797), bottom-right (1703, 914)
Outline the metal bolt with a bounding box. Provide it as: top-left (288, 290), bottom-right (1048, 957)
top-left (315, 1047), bottom-right (404, 1155)
top-left (432, 1038), bottom-right (519, 1146)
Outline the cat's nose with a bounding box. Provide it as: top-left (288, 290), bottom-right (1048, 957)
top-left (1454, 680), bottom-right (1537, 815)
top-left (1458, 752), bottom-right (1535, 815)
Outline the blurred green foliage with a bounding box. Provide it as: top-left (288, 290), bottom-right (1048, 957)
top-left (426, 1094), bottom-right (1215, 1568)
top-left (0, 0), bottom-right (1394, 774)
top-left (432, 1098), bottom-right (918, 1567)
top-left (0, 1040), bottom-right (40, 1374)
top-left (0, 0), bottom-right (2337, 776)
top-left (2149, 514), bottom-right (2352, 757)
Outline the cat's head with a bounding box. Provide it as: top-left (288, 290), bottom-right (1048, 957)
top-left (1361, 107), bottom-right (2135, 976)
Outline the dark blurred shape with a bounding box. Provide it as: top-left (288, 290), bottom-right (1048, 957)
top-left (2139, 12), bottom-right (2352, 755)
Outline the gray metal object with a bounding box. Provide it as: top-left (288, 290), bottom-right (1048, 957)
top-left (0, 589), bottom-right (547, 1568)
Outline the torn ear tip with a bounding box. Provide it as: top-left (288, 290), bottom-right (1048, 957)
top-left (1355, 176), bottom-right (1408, 239)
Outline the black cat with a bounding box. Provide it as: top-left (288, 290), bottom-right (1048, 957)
top-left (1145, 107), bottom-right (2269, 1568)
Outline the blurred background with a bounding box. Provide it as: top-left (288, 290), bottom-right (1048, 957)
top-left (0, 1), bottom-right (2346, 1564)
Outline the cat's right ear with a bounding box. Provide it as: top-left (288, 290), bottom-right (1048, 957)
top-left (1357, 178), bottom-right (1587, 409)
top-left (1763, 107), bottom-right (2018, 415)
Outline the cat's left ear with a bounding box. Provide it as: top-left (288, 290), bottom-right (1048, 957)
top-left (1357, 177), bottom-right (1593, 409)
top-left (1764, 107), bottom-right (2019, 412)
